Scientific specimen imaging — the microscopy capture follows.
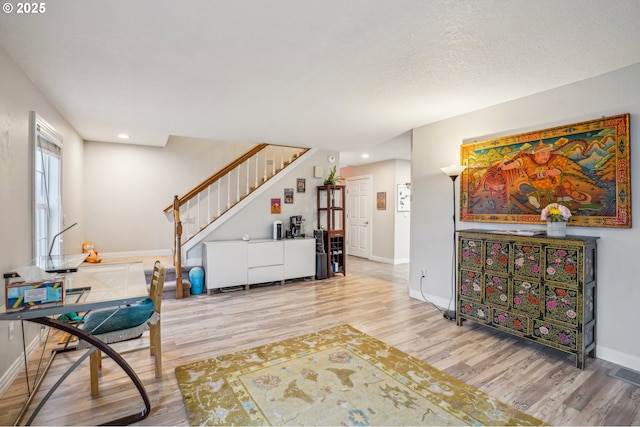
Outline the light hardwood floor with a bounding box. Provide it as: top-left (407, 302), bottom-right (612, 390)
top-left (2, 256), bottom-right (639, 425)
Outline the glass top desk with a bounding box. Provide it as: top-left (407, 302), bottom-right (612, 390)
top-left (1, 260), bottom-right (152, 425)
top-left (2, 261), bottom-right (149, 320)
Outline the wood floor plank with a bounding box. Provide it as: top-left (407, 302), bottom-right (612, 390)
top-left (0, 256), bottom-right (638, 426)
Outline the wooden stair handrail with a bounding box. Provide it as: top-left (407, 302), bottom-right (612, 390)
top-left (164, 144), bottom-right (268, 212)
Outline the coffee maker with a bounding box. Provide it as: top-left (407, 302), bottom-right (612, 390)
top-left (290, 216), bottom-right (302, 238)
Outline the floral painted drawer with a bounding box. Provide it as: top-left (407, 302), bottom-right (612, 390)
top-left (532, 319), bottom-right (577, 350)
top-left (484, 273), bottom-right (509, 307)
top-left (544, 285), bottom-right (578, 327)
top-left (493, 308), bottom-right (530, 335)
top-left (513, 243), bottom-right (542, 279)
top-left (512, 278), bottom-right (541, 317)
top-left (459, 269), bottom-right (482, 301)
top-left (459, 238), bottom-right (484, 270)
top-left (484, 240), bottom-right (510, 274)
top-left (544, 246), bottom-right (580, 286)
top-left (456, 230), bottom-right (598, 369)
top-left (459, 300), bottom-right (490, 323)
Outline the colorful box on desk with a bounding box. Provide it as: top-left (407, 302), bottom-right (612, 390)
top-left (5, 279), bottom-right (65, 311)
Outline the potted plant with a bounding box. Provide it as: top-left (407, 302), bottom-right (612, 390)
top-left (324, 165), bottom-right (343, 186)
top-left (540, 203), bottom-right (571, 237)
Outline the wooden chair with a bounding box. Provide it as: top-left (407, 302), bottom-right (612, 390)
top-left (81, 261), bottom-right (166, 396)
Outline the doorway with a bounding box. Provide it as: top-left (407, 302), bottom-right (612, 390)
top-left (346, 175), bottom-right (371, 259)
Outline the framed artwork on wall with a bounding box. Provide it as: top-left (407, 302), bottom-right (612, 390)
top-left (460, 113), bottom-right (631, 228)
top-left (297, 178), bottom-right (306, 193)
top-left (377, 192), bottom-right (386, 210)
top-left (271, 198), bottom-right (281, 214)
top-left (284, 188), bottom-right (294, 204)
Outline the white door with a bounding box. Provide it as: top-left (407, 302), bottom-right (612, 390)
top-left (346, 176), bottom-right (371, 258)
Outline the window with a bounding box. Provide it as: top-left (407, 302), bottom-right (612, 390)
top-left (31, 112), bottom-right (63, 259)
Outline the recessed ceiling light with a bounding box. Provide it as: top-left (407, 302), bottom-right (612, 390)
top-left (361, 153), bottom-right (370, 158)
top-left (117, 133), bottom-right (130, 139)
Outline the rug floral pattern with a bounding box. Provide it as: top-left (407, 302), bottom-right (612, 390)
top-left (175, 324), bottom-right (545, 426)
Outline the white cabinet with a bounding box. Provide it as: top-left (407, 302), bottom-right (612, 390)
top-left (203, 238), bottom-right (315, 293)
top-left (248, 240), bottom-right (284, 285)
top-left (203, 241), bottom-right (247, 290)
top-left (284, 239), bottom-right (316, 279)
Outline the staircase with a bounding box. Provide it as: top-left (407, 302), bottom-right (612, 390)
top-left (164, 143), bottom-right (310, 298)
top-left (144, 263), bottom-right (191, 299)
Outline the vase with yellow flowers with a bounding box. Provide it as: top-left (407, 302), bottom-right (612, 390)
top-left (540, 203), bottom-right (571, 237)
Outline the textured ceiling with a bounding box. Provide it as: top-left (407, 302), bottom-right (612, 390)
top-left (2, 0), bottom-right (640, 166)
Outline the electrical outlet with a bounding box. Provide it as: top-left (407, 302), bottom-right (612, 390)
top-left (8, 322), bottom-right (14, 341)
top-left (421, 268), bottom-right (427, 278)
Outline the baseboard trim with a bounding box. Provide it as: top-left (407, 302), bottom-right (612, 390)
top-left (99, 249), bottom-right (173, 259)
top-left (0, 333), bottom-right (43, 397)
top-left (597, 345), bottom-right (640, 372)
top-left (368, 255), bottom-right (409, 265)
top-left (408, 288), bottom-right (450, 311)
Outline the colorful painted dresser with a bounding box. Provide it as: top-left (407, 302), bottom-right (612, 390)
top-left (456, 229), bottom-right (598, 369)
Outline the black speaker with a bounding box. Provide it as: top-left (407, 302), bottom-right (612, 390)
top-left (316, 253), bottom-right (328, 280)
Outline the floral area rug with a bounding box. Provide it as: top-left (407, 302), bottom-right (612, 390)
top-left (175, 324), bottom-right (545, 426)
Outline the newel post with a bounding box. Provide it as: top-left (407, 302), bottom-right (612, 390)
top-left (173, 195), bottom-right (184, 299)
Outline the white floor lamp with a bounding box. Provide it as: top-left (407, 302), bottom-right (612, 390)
top-left (440, 164), bottom-right (466, 321)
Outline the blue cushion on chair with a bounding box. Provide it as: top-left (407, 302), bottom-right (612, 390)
top-left (82, 298), bottom-right (155, 335)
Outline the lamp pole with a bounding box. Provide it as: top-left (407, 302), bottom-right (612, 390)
top-left (440, 165), bottom-right (466, 321)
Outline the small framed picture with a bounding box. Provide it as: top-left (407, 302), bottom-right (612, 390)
top-left (271, 198), bottom-right (281, 214)
top-left (284, 188), bottom-right (294, 203)
top-left (376, 192), bottom-right (386, 210)
top-left (297, 178), bottom-right (306, 193)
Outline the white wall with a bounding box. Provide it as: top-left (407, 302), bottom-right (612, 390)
top-left (83, 136), bottom-right (256, 253)
top-left (410, 62), bottom-right (640, 371)
top-left (0, 45), bottom-right (85, 388)
top-left (341, 159), bottom-right (411, 264)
